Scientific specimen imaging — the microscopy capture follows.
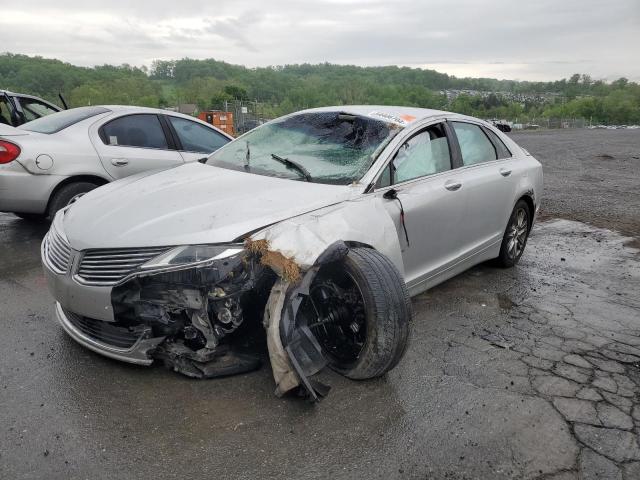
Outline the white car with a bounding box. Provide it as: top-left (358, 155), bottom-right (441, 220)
top-left (42, 106), bottom-right (543, 400)
top-left (0, 106), bottom-right (232, 220)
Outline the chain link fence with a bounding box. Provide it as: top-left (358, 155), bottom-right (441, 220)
top-left (501, 117), bottom-right (590, 130)
top-left (208, 100), bottom-right (273, 135)
top-left (203, 101), bottom-right (601, 134)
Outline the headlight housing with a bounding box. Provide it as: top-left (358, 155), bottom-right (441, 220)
top-left (141, 245), bottom-right (244, 270)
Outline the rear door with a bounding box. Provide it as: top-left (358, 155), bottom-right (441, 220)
top-left (164, 115), bottom-right (231, 162)
top-left (447, 121), bottom-right (517, 255)
top-left (91, 113), bottom-right (184, 179)
top-left (0, 93), bottom-right (19, 126)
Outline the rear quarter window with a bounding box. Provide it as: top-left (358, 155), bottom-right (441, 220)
top-left (483, 128), bottom-right (512, 159)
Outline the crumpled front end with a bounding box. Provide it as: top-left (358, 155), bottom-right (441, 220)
top-left (108, 247), bottom-right (275, 378)
top-left (44, 193), bottom-right (407, 401)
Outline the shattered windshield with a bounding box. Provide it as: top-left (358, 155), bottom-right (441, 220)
top-left (206, 111), bottom-right (401, 185)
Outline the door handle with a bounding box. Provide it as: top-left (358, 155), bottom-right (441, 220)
top-left (444, 179), bottom-right (462, 191)
top-left (499, 168), bottom-right (512, 177)
top-left (111, 158), bottom-right (129, 166)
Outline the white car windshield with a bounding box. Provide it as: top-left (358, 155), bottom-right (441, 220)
top-left (206, 111), bottom-right (401, 185)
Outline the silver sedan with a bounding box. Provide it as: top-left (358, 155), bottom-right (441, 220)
top-left (42, 106), bottom-right (543, 400)
top-left (0, 105), bottom-right (232, 220)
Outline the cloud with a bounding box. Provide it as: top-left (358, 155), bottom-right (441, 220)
top-left (0, 0), bottom-right (638, 81)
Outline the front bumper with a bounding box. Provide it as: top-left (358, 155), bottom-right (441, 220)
top-left (55, 303), bottom-right (164, 365)
top-left (42, 237), bottom-right (116, 322)
top-left (43, 226), bottom-right (165, 364)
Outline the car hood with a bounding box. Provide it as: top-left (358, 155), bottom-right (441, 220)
top-left (63, 163), bottom-right (355, 250)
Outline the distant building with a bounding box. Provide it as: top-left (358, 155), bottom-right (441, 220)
top-left (177, 104), bottom-right (198, 115)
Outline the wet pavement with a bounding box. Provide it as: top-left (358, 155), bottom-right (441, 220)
top-left (2, 130), bottom-right (640, 479)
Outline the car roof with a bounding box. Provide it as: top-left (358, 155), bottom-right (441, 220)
top-left (297, 105), bottom-right (460, 127)
top-left (100, 105), bottom-right (180, 114)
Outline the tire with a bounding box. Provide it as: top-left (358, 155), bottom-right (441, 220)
top-left (15, 213), bottom-right (47, 222)
top-left (48, 182), bottom-right (98, 218)
top-left (305, 247), bottom-right (412, 380)
top-left (496, 199), bottom-right (531, 268)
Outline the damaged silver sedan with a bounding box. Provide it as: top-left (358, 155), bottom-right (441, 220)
top-left (42, 106), bottom-right (543, 400)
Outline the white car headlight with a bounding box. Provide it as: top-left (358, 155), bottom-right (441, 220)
top-left (141, 245), bottom-right (244, 269)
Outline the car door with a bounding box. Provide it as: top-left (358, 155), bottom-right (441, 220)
top-left (15, 96), bottom-right (60, 123)
top-left (1, 93), bottom-right (21, 126)
top-left (375, 121), bottom-right (468, 290)
top-left (0, 94), bottom-right (13, 126)
top-left (92, 113), bottom-right (184, 179)
top-left (447, 121), bottom-right (517, 256)
top-left (164, 115), bottom-right (231, 162)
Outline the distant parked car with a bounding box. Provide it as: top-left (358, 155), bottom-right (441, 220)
top-left (0, 90), bottom-right (63, 127)
top-left (0, 106), bottom-right (233, 220)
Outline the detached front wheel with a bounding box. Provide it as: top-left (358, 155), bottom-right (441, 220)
top-left (300, 247), bottom-right (412, 380)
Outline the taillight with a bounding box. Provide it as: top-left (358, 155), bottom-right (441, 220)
top-left (0, 140), bottom-right (21, 164)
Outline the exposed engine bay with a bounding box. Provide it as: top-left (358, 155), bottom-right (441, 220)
top-left (112, 250), bottom-right (274, 378)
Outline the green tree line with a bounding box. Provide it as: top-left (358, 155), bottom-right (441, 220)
top-left (1, 53), bottom-right (639, 124)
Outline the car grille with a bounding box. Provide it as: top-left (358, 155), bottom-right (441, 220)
top-left (63, 308), bottom-right (145, 349)
top-left (77, 246), bottom-right (171, 286)
top-left (44, 230), bottom-right (72, 274)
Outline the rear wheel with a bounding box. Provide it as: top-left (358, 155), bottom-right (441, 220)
top-left (48, 182), bottom-right (98, 218)
top-left (497, 200), bottom-right (531, 267)
top-left (298, 247), bottom-right (412, 380)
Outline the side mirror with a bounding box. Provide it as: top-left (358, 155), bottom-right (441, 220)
top-left (197, 157), bottom-right (208, 164)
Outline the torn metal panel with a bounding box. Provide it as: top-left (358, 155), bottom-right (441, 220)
top-left (250, 196), bottom-right (404, 276)
top-left (263, 279), bottom-right (300, 396)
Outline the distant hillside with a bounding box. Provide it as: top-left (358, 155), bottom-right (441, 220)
top-left (1, 53), bottom-right (638, 124)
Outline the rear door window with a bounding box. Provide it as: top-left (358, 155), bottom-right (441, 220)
top-left (451, 122), bottom-right (498, 166)
top-left (100, 114), bottom-right (168, 149)
top-left (168, 116), bottom-right (229, 153)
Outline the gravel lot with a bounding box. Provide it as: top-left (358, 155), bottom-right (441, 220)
top-left (1, 128), bottom-right (639, 479)
top-left (511, 128), bottom-right (640, 246)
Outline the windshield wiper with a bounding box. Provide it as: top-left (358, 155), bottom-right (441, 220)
top-left (270, 153), bottom-right (312, 182)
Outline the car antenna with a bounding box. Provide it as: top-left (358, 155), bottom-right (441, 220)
top-left (383, 189), bottom-right (410, 247)
top-left (244, 141), bottom-right (250, 171)
top-left (58, 93), bottom-right (68, 110)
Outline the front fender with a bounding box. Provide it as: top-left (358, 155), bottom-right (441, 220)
top-left (249, 196), bottom-right (404, 277)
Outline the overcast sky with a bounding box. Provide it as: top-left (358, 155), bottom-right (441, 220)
top-left (2, 0), bottom-right (639, 81)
